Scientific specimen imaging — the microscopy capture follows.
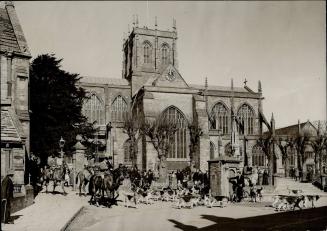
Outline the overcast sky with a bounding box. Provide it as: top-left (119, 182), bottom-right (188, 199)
top-left (14, 1), bottom-right (326, 128)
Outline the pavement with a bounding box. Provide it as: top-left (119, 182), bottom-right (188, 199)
top-left (65, 193), bottom-right (327, 231)
top-left (2, 184), bottom-right (89, 231)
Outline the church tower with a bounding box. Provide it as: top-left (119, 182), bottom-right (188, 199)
top-left (122, 17), bottom-right (178, 96)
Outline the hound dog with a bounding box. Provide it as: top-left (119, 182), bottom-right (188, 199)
top-left (204, 195), bottom-right (229, 208)
top-left (303, 195), bottom-right (320, 208)
top-left (176, 194), bottom-right (201, 209)
top-left (274, 195), bottom-right (305, 211)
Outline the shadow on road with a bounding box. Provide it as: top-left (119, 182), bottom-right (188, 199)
top-left (169, 206), bottom-right (327, 231)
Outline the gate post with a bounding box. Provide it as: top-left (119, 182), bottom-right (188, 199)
top-left (73, 135), bottom-right (86, 191)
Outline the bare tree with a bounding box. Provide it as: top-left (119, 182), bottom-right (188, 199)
top-left (257, 134), bottom-right (275, 185)
top-left (289, 134), bottom-right (310, 181)
top-left (140, 115), bottom-right (178, 180)
top-left (122, 112), bottom-right (141, 167)
top-left (310, 129), bottom-right (327, 176)
top-left (188, 119), bottom-right (203, 170)
top-left (276, 137), bottom-right (292, 177)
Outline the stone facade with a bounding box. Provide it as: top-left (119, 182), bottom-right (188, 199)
top-left (80, 22), bottom-right (265, 173)
top-left (0, 1), bottom-right (31, 190)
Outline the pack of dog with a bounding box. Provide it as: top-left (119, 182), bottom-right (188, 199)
top-left (204, 195), bottom-right (229, 208)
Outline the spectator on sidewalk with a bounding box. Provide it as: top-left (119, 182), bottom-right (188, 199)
top-left (295, 168), bottom-right (299, 181)
top-left (1, 170), bottom-right (15, 224)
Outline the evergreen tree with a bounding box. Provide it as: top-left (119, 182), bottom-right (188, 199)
top-left (30, 54), bottom-right (95, 165)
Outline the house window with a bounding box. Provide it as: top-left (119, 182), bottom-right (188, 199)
top-left (144, 42), bottom-right (151, 64)
top-left (111, 95), bottom-right (128, 122)
top-left (161, 45), bottom-right (169, 65)
top-left (210, 102), bottom-right (229, 134)
top-left (163, 106), bottom-right (187, 159)
top-left (82, 94), bottom-right (105, 125)
top-left (237, 104), bottom-right (255, 135)
top-left (252, 145), bottom-right (265, 167)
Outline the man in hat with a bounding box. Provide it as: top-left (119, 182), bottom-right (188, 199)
top-left (1, 170), bottom-right (15, 224)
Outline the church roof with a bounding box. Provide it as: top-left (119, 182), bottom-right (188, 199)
top-left (80, 76), bottom-right (129, 86)
top-left (266, 121), bottom-right (318, 137)
top-left (1, 109), bottom-right (24, 143)
top-left (189, 84), bottom-right (248, 93)
top-left (0, 2), bottom-right (31, 55)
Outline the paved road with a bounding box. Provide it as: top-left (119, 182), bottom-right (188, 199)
top-left (66, 198), bottom-right (327, 231)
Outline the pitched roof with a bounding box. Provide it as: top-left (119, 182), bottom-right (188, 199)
top-left (1, 109), bottom-right (24, 143)
top-left (0, 6), bottom-right (20, 52)
top-left (80, 76), bottom-right (129, 86)
top-left (0, 2), bottom-right (31, 55)
top-left (266, 121), bottom-right (318, 137)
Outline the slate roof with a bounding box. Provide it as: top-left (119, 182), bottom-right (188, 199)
top-left (0, 6), bottom-right (20, 53)
top-left (264, 121), bottom-right (318, 137)
top-left (80, 76), bottom-right (129, 86)
top-left (1, 109), bottom-right (23, 143)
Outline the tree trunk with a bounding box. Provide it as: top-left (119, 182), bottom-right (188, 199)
top-left (158, 155), bottom-right (168, 181)
top-left (284, 158), bottom-right (289, 177)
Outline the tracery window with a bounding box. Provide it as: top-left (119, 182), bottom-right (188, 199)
top-left (161, 45), bottom-right (169, 65)
top-left (124, 140), bottom-right (132, 163)
top-left (252, 145), bottom-right (265, 167)
top-left (210, 102), bottom-right (229, 134)
top-left (144, 42), bottom-right (151, 64)
top-left (162, 106), bottom-right (187, 159)
top-left (82, 94), bottom-right (105, 125)
top-left (237, 104), bottom-right (255, 135)
top-left (111, 95), bottom-right (128, 122)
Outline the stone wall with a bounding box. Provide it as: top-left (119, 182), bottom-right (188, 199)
top-left (11, 185), bottom-right (34, 214)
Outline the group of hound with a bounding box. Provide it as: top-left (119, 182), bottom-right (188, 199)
top-left (271, 188), bottom-right (321, 211)
top-left (121, 185), bottom-right (230, 209)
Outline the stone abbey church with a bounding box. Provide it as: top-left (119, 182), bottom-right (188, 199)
top-left (80, 21), bottom-right (268, 172)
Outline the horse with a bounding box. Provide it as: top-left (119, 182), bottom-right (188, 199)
top-left (76, 167), bottom-right (93, 196)
top-left (89, 168), bottom-right (124, 207)
top-left (41, 164), bottom-right (69, 195)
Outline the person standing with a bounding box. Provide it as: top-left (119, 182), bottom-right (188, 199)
top-left (1, 170), bottom-right (15, 224)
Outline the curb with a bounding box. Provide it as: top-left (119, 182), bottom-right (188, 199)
top-left (60, 206), bottom-right (84, 231)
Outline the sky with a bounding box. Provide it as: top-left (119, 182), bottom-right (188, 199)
top-left (14, 1), bottom-right (326, 128)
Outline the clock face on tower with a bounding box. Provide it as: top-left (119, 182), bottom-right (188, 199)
top-left (166, 68), bottom-right (176, 81)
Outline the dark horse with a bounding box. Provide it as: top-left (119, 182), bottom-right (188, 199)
top-left (89, 168), bottom-right (124, 207)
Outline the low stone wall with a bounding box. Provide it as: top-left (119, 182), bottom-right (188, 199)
top-left (11, 185), bottom-right (34, 213)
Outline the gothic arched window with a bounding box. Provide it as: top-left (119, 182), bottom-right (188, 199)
top-left (210, 102), bottom-right (229, 134)
top-left (210, 141), bottom-right (215, 159)
top-left (225, 143), bottom-right (232, 157)
top-left (161, 45), bottom-right (169, 65)
top-left (162, 106), bottom-right (188, 159)
top-left (237, 104), bottom-right (255, 135)
top-left (143, 42), bottom-right (151, 64)
top-left (252, 145), bottom-right (265, 167)
top-left (124, 140), bottom-right (132, 163)
top-left (82, 94), bottom-right (105, 125)
top-left (111, 95), bottom-right (128, 122)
